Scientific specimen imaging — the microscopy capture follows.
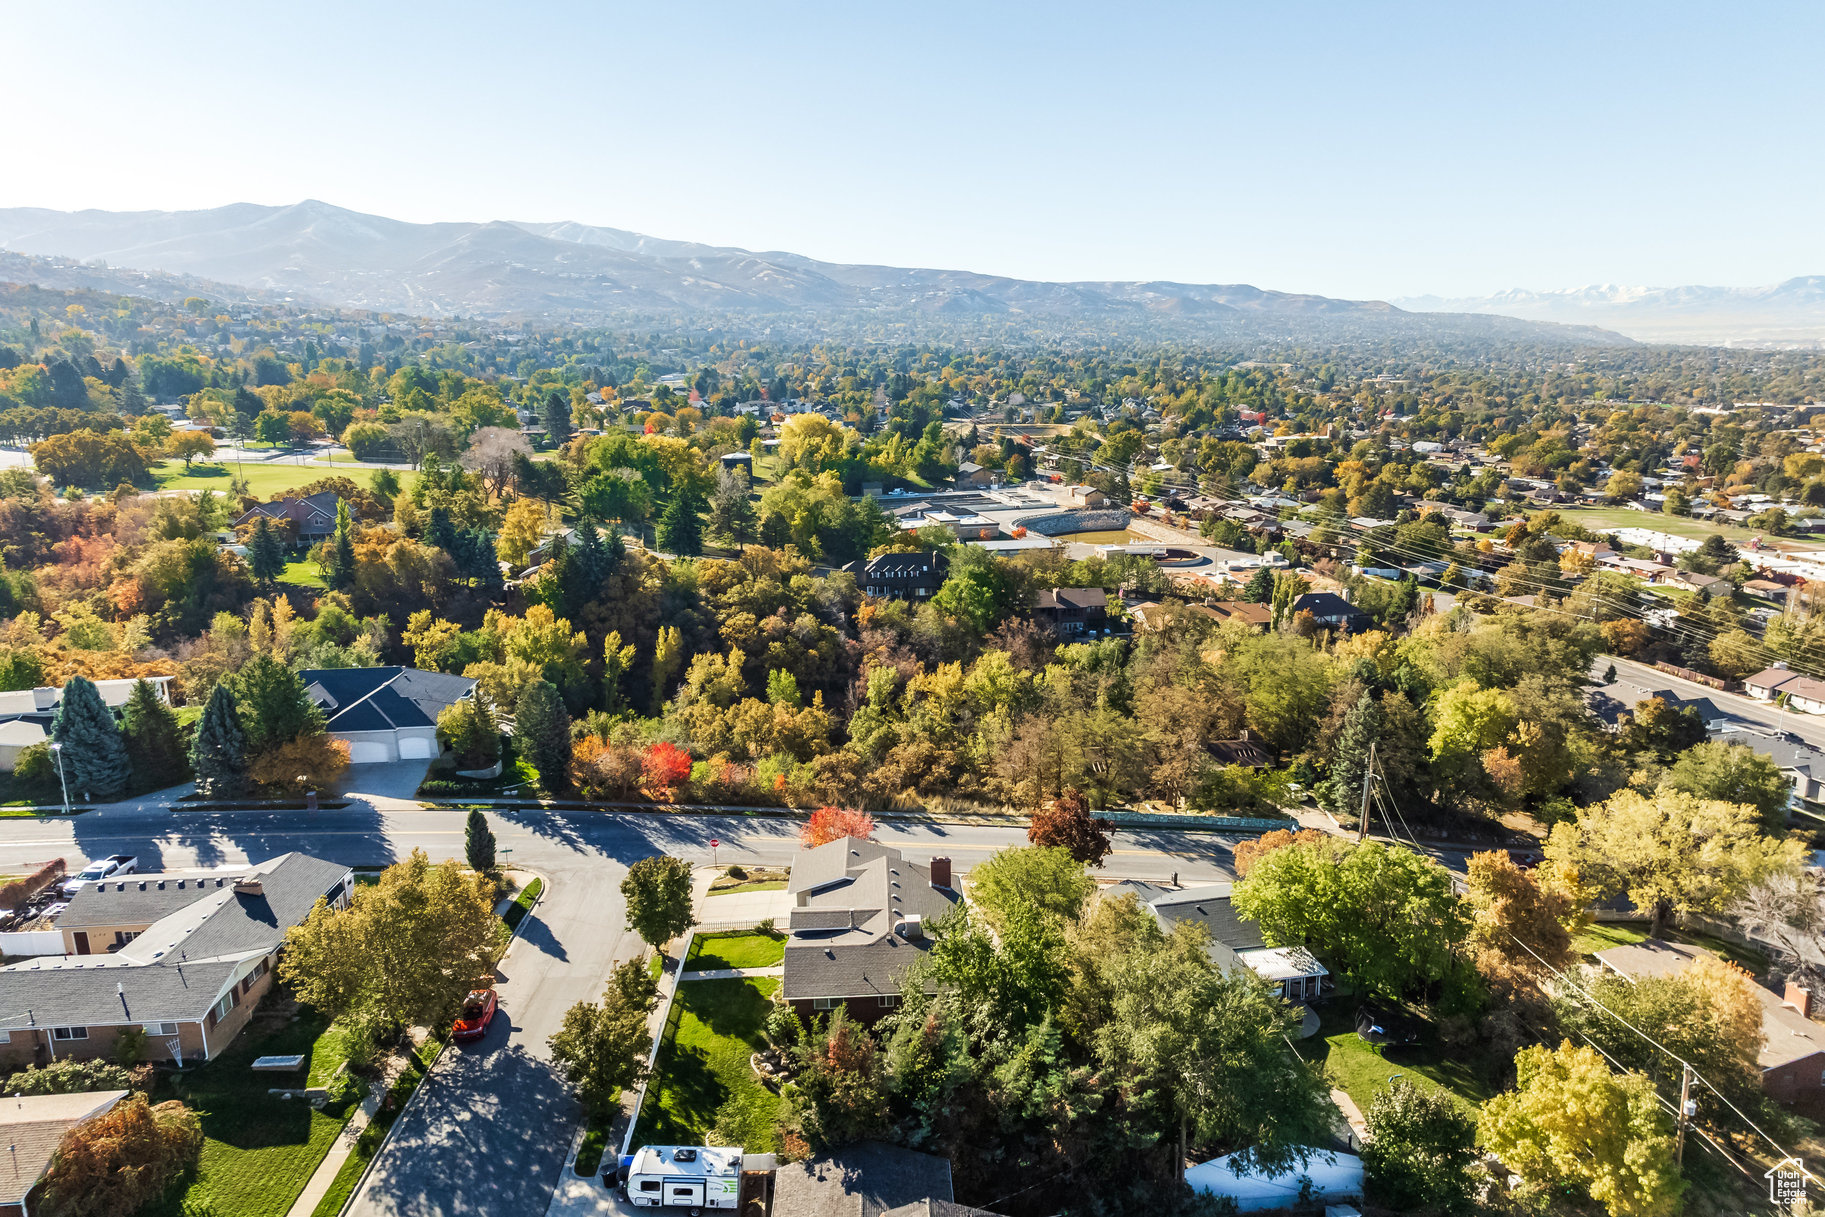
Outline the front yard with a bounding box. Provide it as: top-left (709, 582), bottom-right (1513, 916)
top-left (146, 1004), bottom-right (360, 1217)
top-left (1570, 920), bottom-right (1770, 973)
top-left (684, 931), bottom-right (786, 972)
top-left (638, 976), bottom-right (784, 1153)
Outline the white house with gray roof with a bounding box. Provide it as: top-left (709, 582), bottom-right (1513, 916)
top-left (1106, 880), bottom-right (1328, 1002)
top-left (0, 852), bottom-right (352, 1068)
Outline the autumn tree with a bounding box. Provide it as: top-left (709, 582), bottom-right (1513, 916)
top-left (1462, 850), bottom-right (1581, 994)
top-left (620, 855), bottom-right (696, 949)
top-left (1026, 788), bottom-right (1114, 866)
top-left (1478, 1042), bottom-right (1683, 1217)
top-left (1231, 827), bottom-right (1325, 877)
top-left (548, 959), bottom-right (659, 1119)
top-left (37, 1095), bottom-right (202, 1217)
top-left (1544, 788), bottom-right (1804, 935)
top-left (164, 429), bottom-right (216, 468)
top-left (640, 741), bottom-right (693, 800)
top-left (496, 496), bottom-right (547, 568)
top-left (281, 849), bottom-right (500, 1058)
top-left (789, 1007), bottom-right (891, 1150)
top-left (968, 845), bottom-right (1094, 933)
top-left (800, 805), bottom-right (876, 847)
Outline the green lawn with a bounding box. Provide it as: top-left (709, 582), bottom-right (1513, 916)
top-left (280, 557), bottom-right (326, 587)
top-left (708, 880), bottom-right (787, 897)
top-left (1571, 920), bottom-right (1769, 973)
top-left (1556, 505), bottom-right (1825, 552)
top-left (148, 1007), bottom-right (360, 1217)
top-left (503, 878), bottom-right (543, 934)
top-left (151, 457), bottom-right (418, 500)
top-left (639, 977), bottom-right (784, 1153)
top-left (308, 1036), bottom-right (443, 1217)
top-left (684, 931), bottom-right (786, 972)
top-left (1294, 1005), bottom-right (1498, 1115)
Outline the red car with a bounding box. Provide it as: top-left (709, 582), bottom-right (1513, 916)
top-left (453, 988), bottom-right (499, 1042)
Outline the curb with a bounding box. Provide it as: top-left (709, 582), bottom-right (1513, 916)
top-left (334, 870), bottom-right (547, 1217)
top-left (419, 798), bottom-right (1271, 834)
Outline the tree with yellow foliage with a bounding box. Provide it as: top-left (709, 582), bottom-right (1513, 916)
top-left (497, 496), bottom-right (547, 568)
top-left (1478, 1042), bottom-right (1682, 1217)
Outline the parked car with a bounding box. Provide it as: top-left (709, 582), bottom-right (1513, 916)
top-left (60, 854), bottom-right (137, 897)
top-left (452, 988), bottom-right (499, 1041)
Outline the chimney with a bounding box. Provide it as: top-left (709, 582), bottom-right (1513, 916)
top-left (929, 857), bottom-right (952, 890)
top-left (1785, 983), bottom-right (1813, 1019)
top-left (233, 880), bottom-right (263, 897)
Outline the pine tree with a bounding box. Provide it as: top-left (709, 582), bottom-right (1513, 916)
top-left (192, 683), bottom-right (249, 799)
top-left (120, 679), bottom-right (187, 790)
top-left (1243, 566), bottom-right (1275, 603)
top-left (1320, 690), bottom-right (1384, 816)
top-left (248, 516), bottom-right (286, 584)
top-left (326, 500), bottom-right (356, 589)
top-left (515, 680), bottom-right (572, 791)
top-left (227, 655), bottom-right (324, 753)
top-left (51, 676), bottom-right (131, 801)
top-left (656, 486), bottom-right (705, 556)
top-left (465, 808), bottom-right (497, 873)
top-left (543, 390), bottom-right (573, 447)
top-left (706, 467), bottom-right (757, 551)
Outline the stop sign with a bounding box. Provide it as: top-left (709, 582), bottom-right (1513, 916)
top-left (709, 838), bottom-right (719, 848)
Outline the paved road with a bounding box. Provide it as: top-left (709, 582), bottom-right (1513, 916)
top-left (0, 788), bottom-right (1241, 1217)
top-left (1591, 653), bottom-right (1825, 750)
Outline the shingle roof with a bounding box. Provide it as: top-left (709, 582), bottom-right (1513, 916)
top-left (1104, 881), bottom-right (1266, 969)
top-left (0, 1090), bottom-right (129, 1205)
top-left (782, 838), bottom-right (960, 1001)
top-left (771, 1142), bottom-right (955, 1217)
top-left (1596, 940), bottom-right (1825, 1071)
top-left (0, 853), bottom-right (350, 1031)
top-left (298, 666), bottom-right (477, 732)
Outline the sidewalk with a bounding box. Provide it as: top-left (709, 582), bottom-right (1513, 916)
top-left (286, 1089), bottom-right (383, 1217)
top-left (678, 965), bottom-right (783, 980)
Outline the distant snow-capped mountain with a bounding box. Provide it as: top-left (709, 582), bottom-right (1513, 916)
top-left (1395, 279), bottom-right (1825, 346)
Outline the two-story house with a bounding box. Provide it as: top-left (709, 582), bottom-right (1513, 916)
top-left (846, 551), bottom-right (949, 602)
top-left (1034, 587), bottom-right (1114, 638)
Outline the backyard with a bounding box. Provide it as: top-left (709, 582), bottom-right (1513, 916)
top-left (1569, 920), bottom-right (1770, 973)
top-left (684, 931), bottom-right (785, 972)
top-left (1294, 1004), bottom-right (1500, 1115)
top-left (145, 1004), bottom-right (360, 1217)
top-left (638, 976), bottom-right (784, 1153)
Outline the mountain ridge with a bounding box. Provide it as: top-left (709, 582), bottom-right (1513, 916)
top-left (0, 200), bottom-right (1623, 345)
top-left (1395, 278), bottom-right (1825, 346)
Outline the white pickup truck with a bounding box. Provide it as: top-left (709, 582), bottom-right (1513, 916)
top-left (60, 854), bottom-right (138, 898)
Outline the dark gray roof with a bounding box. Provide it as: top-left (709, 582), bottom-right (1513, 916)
top-left (771, 1142), bottom-right (955, 1217)
top-left (782, 838), bottom-right (960, 1001)
top-left (59, 873), bottom-right (242, 930)
top-left (0, 853), bottom-right (350, 1031)
top-left (1104, 881), bottom-right (1265, 968)
top-left (299, 666), bottom-right (476, 732)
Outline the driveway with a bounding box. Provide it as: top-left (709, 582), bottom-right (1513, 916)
top-left (338, 760), bottom-right (434, 807)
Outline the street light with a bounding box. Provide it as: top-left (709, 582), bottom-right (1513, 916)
top-left (48, 742), bottom-right (70, 816)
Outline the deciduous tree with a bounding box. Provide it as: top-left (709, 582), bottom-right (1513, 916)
top-left (1361, 1078), bottom-right (1478, 1214)
top-left (800, 805), bottom-right (876, 847)
top-left (37, 1095), bottom-right (202, 1217)
top-left (968, 845), bottom-right (1094, 932)
top-left (549, 959), bottom-right (659, 1119)
top-left (620, 855), bottom-right (696, 948)
top-left (1026, 788), bottom-right (1114, 866)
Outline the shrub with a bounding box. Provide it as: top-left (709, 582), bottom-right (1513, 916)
top-left (7, 1058), bottom-right (135, 1095)
top-left (0, 858), bottom-right (66, 909)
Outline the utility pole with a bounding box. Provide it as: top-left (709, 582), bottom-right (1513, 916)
top-left (1355, 741), bottom-right (1378, 843)
top-left (1675, 1062), bottom-right (1695, 1166)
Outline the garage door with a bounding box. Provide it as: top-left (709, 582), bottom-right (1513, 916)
top-left (347, 741), bottom-right (391, 765)
top-left (398, 736), bottom-right (435, 760)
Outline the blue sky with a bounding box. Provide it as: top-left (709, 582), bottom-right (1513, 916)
top-left (4, 1), bottom-right (1821, 299)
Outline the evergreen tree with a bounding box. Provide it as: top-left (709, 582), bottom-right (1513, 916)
top-left (515, 680), bottom-right (572, 790)
top-left (543, 389), bottom-right (573, 446)
top-left (226, 655), bottom-right (324, 753)
top-left (425, 505), bottom-right (458, 555)
top-left (51, 676), bottom-right (131, 800)
top-left (192, 683), bottom-right (249, 799)
top-left (656, 486), bottom-right (705, 556)
top-left (120, 679), bottom-right (187, 790)
top-left (1243, 566), bottom-right (1274, 603)
top-left (553, 522), bottom-right (621, 619)
top-left (706, 467), bottom-right (757, 551)
top-left (326, 499), bottom-right (356, 589)
top-left (1320, 690), bottom-right (1384, 816)
top-left (248, 516), bottom-right (286, 584)
top-left (465, 808), bottom-right (498, 873)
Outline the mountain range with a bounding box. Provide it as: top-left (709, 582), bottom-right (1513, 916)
top-left (0, 200), bottom-right (1633, 347)
top-left (1394, 280), bottom-right (1825, 347)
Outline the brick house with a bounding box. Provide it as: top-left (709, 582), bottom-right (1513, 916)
top-left (0, 853), bottom-right (353, 1068)
top-left (233, 490), bottom-right (340, 545)
top-left (780, 837), bottom-right (960, 1024)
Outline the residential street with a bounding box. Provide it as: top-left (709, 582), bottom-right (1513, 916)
top-left (0, 782), bottom-right (1244, 1217)
top-left (1591, 653), bottom-right (1825, 750)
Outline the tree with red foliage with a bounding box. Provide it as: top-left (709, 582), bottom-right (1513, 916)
top-left (641, 741), bottom-right (693, 801)
top-left (1027, 787), bottom-right (1115, 867)
top-left (800, 806), bottom-right (876, 847)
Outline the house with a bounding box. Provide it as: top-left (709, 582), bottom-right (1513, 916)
top-left (1744, 667), bottom-right (1825, 715)
top-left (298, 666), bottom-right (478, 764)
top-left (1033, 587), bottom-right (1114, 638)
top-left (954, 461), bottom-right (997, 489)
top-left (0, 853), bottom-right (352, 1068)
top-left (1200, 600), bottom-right (1273, 631)
top-left (781, 838), bottom-right (959, 1024)
top-left (904, 510), bottom-right (998, 542)
top-left (846, 551), bottom-right (948, 601)
top-left (1291, 592), bottom-right (1373, 634)
top-left (0, 678), bottom-right (175, 772)
top-left (1596, 941), bottom-right (1825, 1105)
top-left (1664, 570), bottom-right (1727, 598)
top-left (719, 451), bottom-right (754, 474)
top-left (771, 1141), bottom-right (996, 1217)
top-left (233, 490), bottom-right (340, 544)
top-left (1106, 881), bottom-right (1328, 1002)
top-left (0, 1090), bottom-right (131, 1217)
